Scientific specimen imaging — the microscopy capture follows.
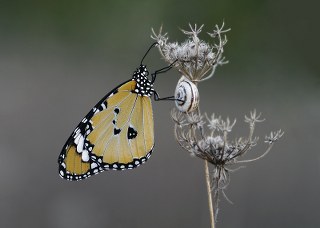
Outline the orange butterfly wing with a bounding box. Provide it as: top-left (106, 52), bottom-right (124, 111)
top-left (58, 79), bottom-right (154, 181)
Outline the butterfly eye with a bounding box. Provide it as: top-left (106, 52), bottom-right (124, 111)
top-left (174, 76), bottom-right (200, 113)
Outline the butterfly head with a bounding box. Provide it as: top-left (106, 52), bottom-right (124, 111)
top-left (132, 64), bottom-right (154, 97)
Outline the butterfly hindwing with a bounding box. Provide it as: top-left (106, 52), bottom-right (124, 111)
top-left (58, 78), bottom-right (154, 181)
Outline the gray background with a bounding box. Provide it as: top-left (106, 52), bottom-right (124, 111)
top-left (0, 0), bottom-right (319, 227)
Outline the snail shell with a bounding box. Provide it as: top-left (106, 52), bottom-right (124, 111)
top-left (174, 76), bottom-right (199, 113)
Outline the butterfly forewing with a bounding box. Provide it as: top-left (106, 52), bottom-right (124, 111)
top-left (58, 77), bottom-right (155, 181)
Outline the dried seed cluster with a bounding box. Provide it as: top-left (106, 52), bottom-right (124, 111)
top-left (172, 109), bottom-right (284, 212)
top-left (151, 23), bottom-right (229, 82)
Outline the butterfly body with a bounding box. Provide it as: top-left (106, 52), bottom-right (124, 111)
top-left (58, 65), bottom-right (155, 181)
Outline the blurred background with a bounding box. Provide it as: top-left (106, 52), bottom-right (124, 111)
top-left (0, 0), bottom-right (319, 227)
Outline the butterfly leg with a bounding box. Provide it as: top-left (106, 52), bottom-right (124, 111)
top-left (151, 60), bottom-right (177, 83)
top-left (153, 91), bottom-right (175, 101)
top-left (154, 91), bottom-right (183, 102)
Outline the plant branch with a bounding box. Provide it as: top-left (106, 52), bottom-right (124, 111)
top-left (205, 160), bottom-right (215, 228)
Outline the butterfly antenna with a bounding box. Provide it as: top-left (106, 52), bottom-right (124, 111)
top-left (140, 42), bottom-right (158, 65)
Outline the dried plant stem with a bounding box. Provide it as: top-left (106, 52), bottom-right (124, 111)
top-left (205, 160), bottom-right (215, 228)
top-left (237, 143), bottom-right (274, 163)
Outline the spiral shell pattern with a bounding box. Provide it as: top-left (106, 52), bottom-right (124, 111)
top-left (174, 76), bottom-right (199, 113)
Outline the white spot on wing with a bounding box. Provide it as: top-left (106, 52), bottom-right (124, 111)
top-left (76, 135), bottom-right (84, 153)
top-left (74, 134), bottom-right (81, 144)
top-left (82, 150), bottom-right (89, 162)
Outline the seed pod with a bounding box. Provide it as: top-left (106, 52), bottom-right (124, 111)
top-left (174, 76), bottom-right (199, 113)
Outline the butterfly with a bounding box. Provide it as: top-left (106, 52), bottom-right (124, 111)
top-left (58, 43), bottom-right (174, 181)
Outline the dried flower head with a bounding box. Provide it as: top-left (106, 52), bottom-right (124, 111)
top-left (173, 108), bottom-right (284, 215)
top-left (151, 23), bottom-right (230, 82)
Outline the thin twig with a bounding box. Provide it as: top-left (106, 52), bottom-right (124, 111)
top-left (237, 143), bottom-right (274, 163)
top-left (205, 160), bottom-right (215, 228)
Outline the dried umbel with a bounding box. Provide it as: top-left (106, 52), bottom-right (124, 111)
top-left (151, 23), bottom-right (229, 82)
top-left (172, 109), bottom-right (284, 216)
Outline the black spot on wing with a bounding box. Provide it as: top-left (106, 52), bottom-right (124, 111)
top-left (127, 126), bottom-right (138, 139)
top-left (114, 128), bottom-right (121, 135)
top-left (114, 108), bottom-right (120, 114)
